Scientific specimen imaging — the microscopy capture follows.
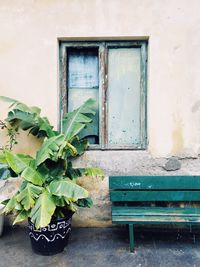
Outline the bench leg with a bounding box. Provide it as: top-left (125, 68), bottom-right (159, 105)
top-left (129, 224), bottom-right (134, 252)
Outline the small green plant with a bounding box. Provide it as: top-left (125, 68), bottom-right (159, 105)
top-left (0, 96), bottom-right (103, 229)
top-left (0, 119), bottom-right (18, 151)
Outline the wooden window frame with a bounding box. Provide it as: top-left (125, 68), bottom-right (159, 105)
top-left (59, 40), bottom-right (148, 150)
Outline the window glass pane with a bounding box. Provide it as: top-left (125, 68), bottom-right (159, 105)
top-left (108, 48), bottom-right (141, 146)
top-left (68, 48), bottom-right (99, 88)
top-left (67, 48), bottom-right (99, 144)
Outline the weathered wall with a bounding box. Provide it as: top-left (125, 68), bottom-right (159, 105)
top-left (0, 0), bottom-right (200, 157)
top-left (2, 153), bottom-right (200, 227)
top-left (0, 0), bottom-right (200, 226)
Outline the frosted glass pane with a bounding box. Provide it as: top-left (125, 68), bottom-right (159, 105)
top-left (68, 48), bottom-right (98, 88)
top-left (108, 48), bottom-right (141, 145)
top-left (67, 48), bottom-right (99, 144)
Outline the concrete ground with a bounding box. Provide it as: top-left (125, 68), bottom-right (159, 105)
top-left (0, 226), bottom-right (200, 267)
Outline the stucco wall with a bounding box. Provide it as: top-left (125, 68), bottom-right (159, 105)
top-left (1, 0), bottom-right (200, 157)
top-left (0, 0), bottom-right (200, 226)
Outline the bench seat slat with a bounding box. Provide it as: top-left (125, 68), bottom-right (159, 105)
top-left (109, 176), bottom-right (200, 190)
top-left (110, 191), bottom-right (200, 201)
top-left (112, 206), bottom-right (200, 216)
top-left (112, 216), bottom-right (200, 224)
top-left (112, 207), bottom-right (200, 224)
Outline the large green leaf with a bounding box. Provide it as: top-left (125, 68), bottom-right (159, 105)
top-left (16, 183), bottom-right (42, 211)
top-left (0, 96), bottom-right (42, 115)
top-left (36, 134), bottom-right (67, 166)
top-left (3, 195), bottom-right (22, 214)
top-left (35, 117), bottom-right (56, 138)
top-left (0, 96), bottom-right (56, 138)
top-left (6, 109), bottom-right (55, 138)
top-left (4, 150), bottom-right (33, 174)
top-left (13, 210), bottom-right (30, 224)
top-left (4, 151), bottom-right (44, 186)
top-left (66, 165), bottom-right (104, 181)
top-left (62, 98), bottom-right (96, 141)
top-left (0, 153), bottom-right (7, 164)
top-left (41, 159), bottom-right (67, 183)
top-left (30, 190), bottom-right (56, 229)
top-left (21, 166), bottom-right (44, 186)
top-left (7, 109), bottom-right (36, 126)
top-left (49, 179), bottom-right (88, 201)
top-left (0, 96), bottom-right (18, 104)
top-left (36, 134), bottom-right (78, 166)
top-left (0, 96), bottom-right (32, 111)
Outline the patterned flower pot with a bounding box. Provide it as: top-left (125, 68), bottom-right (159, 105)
top-left (28, 212), bottom-right (73, 255)
top-left (0, 205), bottom-right (4, 237)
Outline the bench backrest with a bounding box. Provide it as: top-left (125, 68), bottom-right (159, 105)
top-left (109, 176), bottom-right (200, 202)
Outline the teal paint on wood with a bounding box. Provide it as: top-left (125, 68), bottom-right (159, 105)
top-left (112, 206), bottom-right (200, 216)
top-left (109, 176), bottom-right (200, 190)
top-left (112, 216), bottom-right (200, 224)
top-left (109, 175), bottom-right (200, 251)
top-left (112, 206), bottom-right (200, 223)
top-left (107, 48), bottom-right (141, 145)
top-left (129, 224), bottom-right (134, 252)
top-left (110, 191), bottom-right (200, 201)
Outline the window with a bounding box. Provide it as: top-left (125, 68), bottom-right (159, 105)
top-left (59, 41), bottom-right (147, 149)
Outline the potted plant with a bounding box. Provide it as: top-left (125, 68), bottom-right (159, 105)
top-left (0, 96), bottom-right (103, 255)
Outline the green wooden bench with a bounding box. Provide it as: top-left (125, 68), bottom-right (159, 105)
top-left (109, 176), bottom-right (200, 252)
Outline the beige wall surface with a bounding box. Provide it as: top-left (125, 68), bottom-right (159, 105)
top-left (1, 0), bottom-right (200, 226)
top-left (1, 0), bottom-right (200, 158)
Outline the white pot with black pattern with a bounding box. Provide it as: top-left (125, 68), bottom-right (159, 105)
top-left (28, 212), bottom-right (73, 255)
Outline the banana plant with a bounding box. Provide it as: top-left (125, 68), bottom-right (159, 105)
top-left (0, 97), bottom-right (104, 229)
